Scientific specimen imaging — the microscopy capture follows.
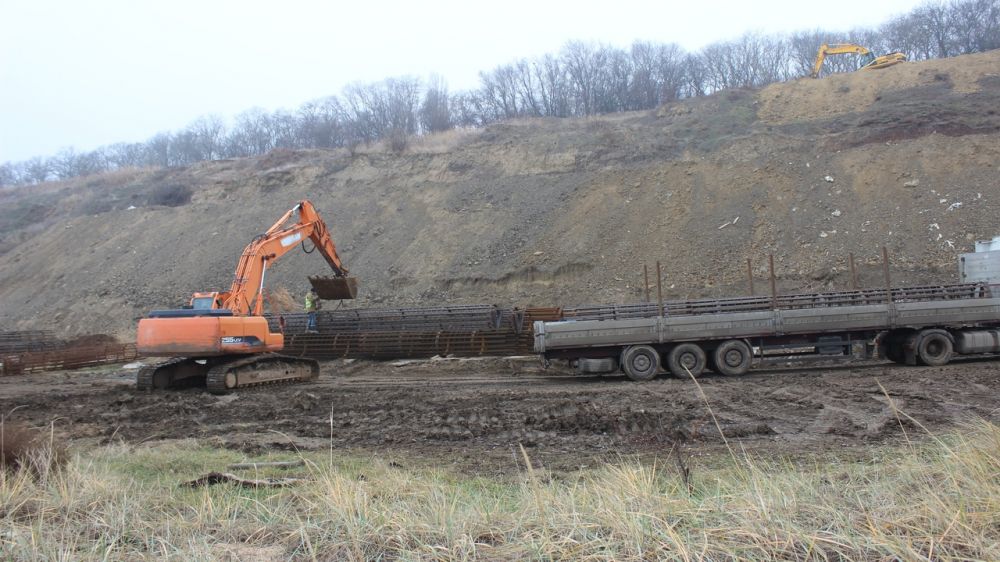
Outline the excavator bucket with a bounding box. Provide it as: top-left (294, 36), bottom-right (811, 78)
top-left (309, 275), bottom-right (359, 300)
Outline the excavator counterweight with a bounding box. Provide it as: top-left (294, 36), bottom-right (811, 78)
top-left (136, 200), bottom-right (355, 394)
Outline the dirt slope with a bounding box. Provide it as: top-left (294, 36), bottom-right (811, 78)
top-left (2, 50), bottom-right (999, 337)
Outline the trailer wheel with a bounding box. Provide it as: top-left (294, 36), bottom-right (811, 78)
top-left (667, 343), bottom-right (707, 378)
top-left (713, 340), bottom-right (752, 376)
top-left (917, 331), bottom-right (953, 367)
top-left (620, 345), bottom-right (660, 381)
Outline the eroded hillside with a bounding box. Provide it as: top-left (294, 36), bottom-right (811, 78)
top-left (2, 50), bottom-right (999, 337)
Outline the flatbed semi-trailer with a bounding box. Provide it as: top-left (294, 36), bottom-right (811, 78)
top-left (534, 283), bottom-right (1000, 380)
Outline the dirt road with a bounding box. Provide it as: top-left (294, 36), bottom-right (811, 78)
top-left (4, 356), bottom-right (999, 472)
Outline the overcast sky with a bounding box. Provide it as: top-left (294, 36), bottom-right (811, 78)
top-left (1, 0), bottom-right (927, 163)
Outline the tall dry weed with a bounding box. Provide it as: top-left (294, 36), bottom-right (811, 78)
top-left (0, 421), bottom-right (66, 478)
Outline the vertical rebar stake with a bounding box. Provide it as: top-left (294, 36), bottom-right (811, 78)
top-left (644, 264), bottom-right (651, 303)
top-left (882, 246), bottom-right (892, 304)
top-left (747, 258), bottom-right (755, 295)
top-left (769, 254), bottom-right (778, 309)
top-left (849, 252), bottom-right (859, 290)
top-left (656, 261), bottom-right (664, 317)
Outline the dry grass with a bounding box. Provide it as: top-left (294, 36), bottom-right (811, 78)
top-left (0, 422), bottom-right (66, 478)
top-left (352, 128), bottom-right (482, 156)
top-left (2, 421), bottom-right (999, 560)
top-left (406, 128), bottom-right (482, 154)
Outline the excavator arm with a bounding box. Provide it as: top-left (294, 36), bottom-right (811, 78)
top-left (225, 200), bottom-right (354, 316)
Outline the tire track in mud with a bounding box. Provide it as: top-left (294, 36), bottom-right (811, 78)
top-left (3, 357), bottom-right (1000, 468)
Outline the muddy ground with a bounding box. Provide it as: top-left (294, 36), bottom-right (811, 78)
top-left (3, 356), bottom-right (999, 473)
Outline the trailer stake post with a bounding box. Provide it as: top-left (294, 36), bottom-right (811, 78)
top-left (747, 258), bottom-right (754, 295)
top-left (769, 254), bottom-right (778, 309)
top-left (849, 252), bottom-right (859, 290)
top-left (643, 264), bottom-right (650, 303)
top-left (656, 261), bottom-right (664, 317)
top-left (882, 246), bottom-right (892, 303)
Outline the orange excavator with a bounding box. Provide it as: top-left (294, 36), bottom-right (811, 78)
top-left (136, 200), bottom-right (357, 394)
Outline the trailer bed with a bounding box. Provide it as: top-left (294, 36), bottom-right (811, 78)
top-left (535, 297), bottom-right (1000, 352)
top-left (534, 283), bottom-right (1000, 379)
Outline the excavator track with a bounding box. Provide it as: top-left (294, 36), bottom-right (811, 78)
top-left (137, 357), bottom-right (209, 390)
top-left (205, 353), bottom-right (319, 395)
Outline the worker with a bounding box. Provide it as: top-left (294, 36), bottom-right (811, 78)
top-left (305, 287), bottom-right (321, 332)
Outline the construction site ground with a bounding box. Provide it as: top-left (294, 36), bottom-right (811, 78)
top-left (4, 49), bottom-right (1000, 476)
top-left (5, 356), bottom-right (999, 473)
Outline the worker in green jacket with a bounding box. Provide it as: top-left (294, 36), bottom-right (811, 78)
top-left (305, 287), bottom-right (320, 332)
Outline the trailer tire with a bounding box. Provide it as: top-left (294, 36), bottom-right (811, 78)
top-left (620, 345), bottom-right (660, 381)
top-left (917, 330), bottom-right (953, 367)
top-left (667, 343), bottom-right (707, 378)
top-left (713, 340), bottom-right (752, 376)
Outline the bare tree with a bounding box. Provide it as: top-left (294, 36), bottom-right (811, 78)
top-left (23, 156), bottom-right (52, 184)
top-left (298, 96), bottom-right (346, 148)
top-left (943, 0), bottom-right (1000, 54)
top-left (224, 108), bottom-right (276, 157)
top-left (629, 41), bottom-right (686, 108)
top-left (187, 115), bottom-right (226, 160)
top-left (681, 53), bottom-right (708, 97)
top-left (450, 91), bottom-right (494, 127)
top-left (0, 162), bottom-right (18, 186)
top-left (342, 84), bottom-right (379, 147)
top-left (104, 142), bottom-right (148, 169)
top-left (479, 64), bottom-right (523, 119)
top-left (420, 74), bottom-right (453, 133)
top-left (341, 77), bottom-right (422, 151)
top-left (562, 41), bottom-right (600, 115)
top-left (145, 133), bottom-right (172, 167)
top-left (50, 148), bottom-right (77, 180)
top-left (600, 46), bottom-right (632, 113)
top-left (271, 110), bottom-right (300, 149)
top-left (382, 77), bottom-right (421, 151)
top-left (534, 54), bottom-right (571, 117)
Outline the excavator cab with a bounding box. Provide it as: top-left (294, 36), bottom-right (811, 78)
top-left (190, 292), bottom-right (227, 310)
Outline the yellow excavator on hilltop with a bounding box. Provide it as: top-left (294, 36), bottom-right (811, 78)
top-left (811, 43), bottom-right (907, 78)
